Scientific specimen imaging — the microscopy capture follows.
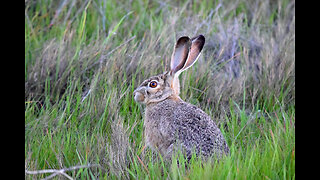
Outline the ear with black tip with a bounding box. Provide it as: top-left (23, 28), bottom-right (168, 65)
top-left (181, 34), bottom-right (205, 71)
top-left (170, 36), bottom-right (192, 75)
top-left (168, 35), bottom-right (205, 96)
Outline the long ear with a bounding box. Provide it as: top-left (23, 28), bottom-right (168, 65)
top-left (170, 36), bottom-right (192, 74)
top-left (180, 34), bottom-right (205, 71)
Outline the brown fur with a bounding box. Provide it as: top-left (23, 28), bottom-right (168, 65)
top-left (133, 35), bottom-right (229, 160)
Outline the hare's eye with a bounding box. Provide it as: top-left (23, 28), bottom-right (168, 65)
top-left (149, 81), bottom-right (158, 88)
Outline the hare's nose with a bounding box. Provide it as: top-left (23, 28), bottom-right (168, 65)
top-left (134, 91), bottom-right (145, 102)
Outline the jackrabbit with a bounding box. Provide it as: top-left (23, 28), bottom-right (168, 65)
top-left (133, 35), bottom-right (229, 160)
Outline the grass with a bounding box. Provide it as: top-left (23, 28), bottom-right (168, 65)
top-left (25, 0), bottom-right (295, 179)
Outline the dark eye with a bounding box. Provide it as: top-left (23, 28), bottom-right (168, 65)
top-left (149, 81), bottom-right (158, 88)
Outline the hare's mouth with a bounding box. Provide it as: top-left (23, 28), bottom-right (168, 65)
top-left (133, 91), bottom-right (145, 103)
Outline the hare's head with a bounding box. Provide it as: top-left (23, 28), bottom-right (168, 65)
top-left (134, 35), bottom-right (205, 105)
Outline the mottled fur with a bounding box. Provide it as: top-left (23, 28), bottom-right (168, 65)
top-left (134, 35), bottom-right (229, 160)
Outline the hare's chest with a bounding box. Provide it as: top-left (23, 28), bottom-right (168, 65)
top-left (144, 107), bottom-right (173, 153)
